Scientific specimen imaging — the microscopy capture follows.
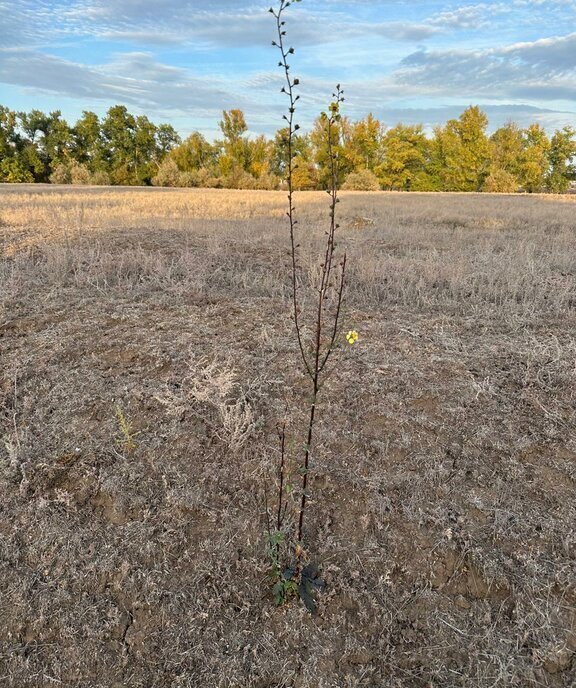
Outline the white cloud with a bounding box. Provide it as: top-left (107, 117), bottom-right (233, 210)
top-left (397, 33), bottom-right (576, 101)
top-left (0, 50), bottom-right (240, 115)
top-left (429, 4), bottom-right (508, 29)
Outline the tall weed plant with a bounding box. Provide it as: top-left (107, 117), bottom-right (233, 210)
top-left (265, 0), bottom-right (357, 613)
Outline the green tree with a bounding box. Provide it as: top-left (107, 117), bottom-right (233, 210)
top-left (218, 109), bottom-right (250, 179)
top-left (431, 106), bottom-right (491, 191)
top-left (9, 137), bottom-right (44, 183)
top-left (171, 131), bottom-right (217, 173)
top-left (291, 155), bottom-right (318, 190)
top-left (271, 127), bottom-right (311, 179)
top-left (18, 109), bottom-right (49, 145)
top-left (377, 124), bottom-right (429, 190)
top-left (0, 156), bottom-right (34, 183)
top-left (518, 124), bottom-right (550, 193)
top-left (73, 111), bottom-right (105, 171)
top-left (345, 113), bottom-right (384, 172)
top-left (16, 109), bottom-right (72, 181)
top-left (545, 126), bottom-right (576, 193)
top-left (220, 109), bottom-right (248, 144)
top-left (43, 111), bottom-right (72, 171)
top-left (133, 115), bottom-right (158, 184)
top-left (490, 123), bottom-right (523, 177)
top-left (310, 112), bottom-right (352, 189)
top-left (482, 123), bottom-right (524, 192)
top-left (216, 110), bottom-right (277, 187)
top-left (156, 124), bottom-right (180, 158)
top-left (246, 134), bottom-right (274, 180)
top-left (101, 105), bottom-right (138, 184)
top-left (0, 106), bottom-right (18, 162)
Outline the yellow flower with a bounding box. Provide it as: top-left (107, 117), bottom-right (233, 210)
top-left (346, 330), bottom-right (359, 345)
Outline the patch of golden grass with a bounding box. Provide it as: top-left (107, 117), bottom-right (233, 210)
top-left (1, 186), bottom-right (574, 256)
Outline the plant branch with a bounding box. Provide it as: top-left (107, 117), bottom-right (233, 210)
top-left (272, 1), bottom-right (313, 380)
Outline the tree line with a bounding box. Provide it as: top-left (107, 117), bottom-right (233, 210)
top-left (1, 103), bottom-right (575, 192)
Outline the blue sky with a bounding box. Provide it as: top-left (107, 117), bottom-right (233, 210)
top-left (0, 0), bottom-right (575, 139)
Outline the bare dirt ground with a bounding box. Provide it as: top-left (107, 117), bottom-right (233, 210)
top-left (0, 186), bottom-right (575, 687)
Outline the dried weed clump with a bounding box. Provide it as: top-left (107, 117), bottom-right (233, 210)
top-left (188, 358), bottom-right (258, 454)
top-left (0, 185), bottom-right (575, 686)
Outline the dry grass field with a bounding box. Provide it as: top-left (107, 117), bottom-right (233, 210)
top-left (1, 185), bottom-right (575, 687)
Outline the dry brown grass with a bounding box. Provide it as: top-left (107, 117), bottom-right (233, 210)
top-left (0, 186), bottom-right (575, 687)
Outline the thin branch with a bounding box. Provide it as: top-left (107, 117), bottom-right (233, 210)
top-left (276, 422), bottom-right (287, 533)
top-left (273, 2), bottom-right (313, 380)
top-left (319, 254), bottom-right (347, 374)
